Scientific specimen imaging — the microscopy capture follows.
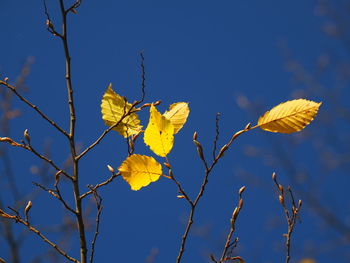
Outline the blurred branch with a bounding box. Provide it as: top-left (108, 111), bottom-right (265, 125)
top-left (0, 208), bottom-right (78, 263)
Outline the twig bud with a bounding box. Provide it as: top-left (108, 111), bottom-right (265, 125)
top-left (71, 8), bottom-right (77, 14)
top-left (298, 199), bottom-right (302, 208)
top-left (245, 122), bottom-right (251, 130)
top-left (24, 129), bottom-right (30, 144)
top-left (279, 195), bottom-right (284, 205)
top-left (107, 165), bottom-right (115, 173)
top-left (238, 186), bottom-right (246, 195)
top-left (177, 195), bottom-right (185, 199)
top-left (154, 100), bottom-right (161, 106)
top-left (24, 201), bottom-right (32, 221)
top-left (272, 172), bottom-right (276, 181)
top-left (217, 144), bottom-right (228, 159)
top-left (232, 207), bottom-right (239, 220)
top-left (193, 131), bottom-right (197, 141)
top-left (278, 184), bottom-right (284, 194)
top-left (46, 19), bottom-right (54, 29)
top-left (163, 162), bottom-right (171, 169)
top-left (4, 77), bottom-right (9, 83)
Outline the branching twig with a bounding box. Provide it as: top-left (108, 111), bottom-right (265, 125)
top-left (272, 172), bottom-right (302, 263)
top-left (175, 123), bottom-right (252, 263)
top-left (219, 186), bottom-right (246, 262)
top-left (0, 80), bottom-right (68, 137)
top-left (80, 171), bottom-right (120, 200)
top-left (0, 209), bottom-right (78, 263)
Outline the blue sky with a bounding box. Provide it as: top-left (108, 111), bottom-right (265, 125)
top-left (1, 1), bottom-right (349, 262)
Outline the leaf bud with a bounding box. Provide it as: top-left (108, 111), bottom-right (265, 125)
top-left (232, 207), bottom-right (239, 220)
top-left (107, 165), bottom-right (115, 173)
top-left (163, 162), bottom-right (171, 169)
top-left (210, 254), bottom-right (217, 262)
top-left (272, 172), bottom-right (276, 181)
top-left (245, 122), bottom-right (251, 130)
top-left (278, 184), bottom-right (284, 194)
top-left (298, 199), bottom-right (302, 208)
top-left (24, 129), bottom-right (30, 144)
top-left (238, 186), bottom-right (246, 195)
top-left (71, 8), bottom-right (77, 14)
top-left (177, 195), bottom-right (185, 199)
top-left (279, 195), bottom-right (284, 205)
top-left (218, 144), bottom-right (228, 158)
top-left (46, 19), bottom-right (54, 29)
top-left (4, 77), bottom-right (9, 83)
top-left (24, 200), bottom-right (32, 221)
top-left (193, 131), bottom-right (197, 141)
top-left (154, 100), bottom-right (161, 106)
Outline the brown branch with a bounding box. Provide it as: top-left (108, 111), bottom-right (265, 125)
top-left (89, 188), bottom-right (103, 263)
top-left (56, 0), bottom-right (87, 262)
top-left (80, 171), bottom-right (120, 199)
top-left (32, 181), bottom-right (76, 215)
top-left (219, 186), bottom-right (246, 262)
top-left (0, 209), bottom-right (79, 263)
top-left (76, 106), bottom-right (140, 160)
top-left (272, 172), bottom-right (302, 263)
top-left (175, 124), bottom-right (252, 263)
top-left (212, 112), bottom-right (221, 160)
top-left (0, 80), bottom-right (69, 137)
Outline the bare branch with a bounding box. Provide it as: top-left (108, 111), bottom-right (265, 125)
top-left (219, 186), bottom-right (246, 262)
top-left (89, 188), bottom-right (103, 263)
top-left (0, 209), bottom-right (79, 263)
top-left (0, 81), bottom-right (69, 137)
top-left (80, 172), bottom-right (120, 200)
top-left (272, 172), bottom-right (302, 263)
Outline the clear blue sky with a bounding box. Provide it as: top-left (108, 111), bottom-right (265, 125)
top-left (1, 1), bottom-right (349, 262)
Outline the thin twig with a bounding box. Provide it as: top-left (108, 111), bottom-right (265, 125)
top-left (80, 172), bottom-right (120, 199)
top-left (212, 113), bottom-right (221, 160)
top-left (32, 182), bottom-right (76, 214)
top-left (57, 0), bottom-right (87, 261)
top-left (272, 172), bottom-right (302, 263)
top-left (76, 106), bottom-right (140, 160)
top-left (0, 81), bottom-right (68, 137)
top-left (0, 209), bottom-right (79, 263)
top-left (175, 123), bottom-right (253, 263)
top-left (219, 186), bottom-right (245, 262)
top-left (89, 188), bottom-right (103, 263)
top-left (139, 51), bottom-right (146, 103)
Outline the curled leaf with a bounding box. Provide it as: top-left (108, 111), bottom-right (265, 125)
top-left (258, 99), bottom-right (322, 133)
top-left (163, 102), bottom-right (190, 134)
top-left (144, 105), bottom-right (174, 157)
top-left (101, 84), bottom-right (142, 137)
top-left (118, 154), bottom-right (162, 191)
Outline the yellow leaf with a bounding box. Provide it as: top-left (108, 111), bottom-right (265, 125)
top-left (163, 102), bottom-right (190, 134)
top-left (118, 154), bottom-right (162, 191)
top-left (144, 105), bottom-right (174, 157)
top-left (101, 84), bottom-right (142, 137)
top-left (257, 99), bottom-right (322, 133)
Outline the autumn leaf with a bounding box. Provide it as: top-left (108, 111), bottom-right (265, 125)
top-left (144, 104), bottom-right (174, 157)
top-left (118, 154), bottom-right (163, 191)
top-left (163, 102), bottom-right (190, 134)
top-left (101, 83), bottom-right (142, 137)
top-left (257, 99), bottom-right (322, 133)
